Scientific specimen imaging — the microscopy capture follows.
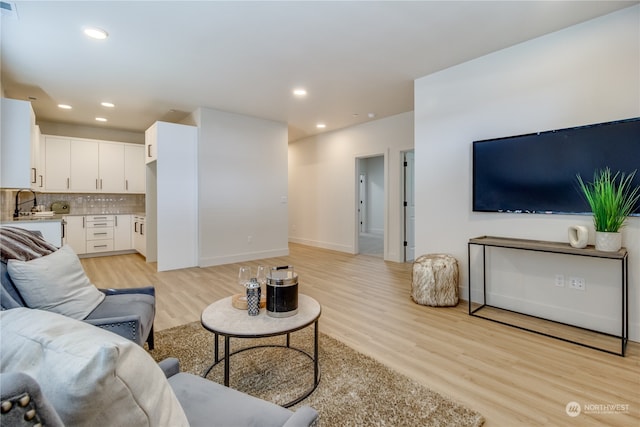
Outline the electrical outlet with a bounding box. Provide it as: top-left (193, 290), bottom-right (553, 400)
top-left (247, 235), bottom-right (252, 243)
top-left (569, 277), bottom-right (586, 291)
top-left (555, 274), bottom-right (565, 287)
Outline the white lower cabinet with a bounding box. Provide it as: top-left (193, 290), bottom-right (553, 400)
top-left (85, 215), bottom-right (114, 254)
top-left (63, 216), bottom-right (86, 254)
top-left (63, 214), bottom-right (134, 256)
top-left (133, 215), bottom-right (146, 257)
top-left (114, 214), bottom-right (132, 251)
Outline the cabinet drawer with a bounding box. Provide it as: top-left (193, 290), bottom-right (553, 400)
top-left (86, 228), bottom-right (114, 241)
top-left (86, 239), bottom-right (114, 253)
top-left (86, 215), bottom-right (114, 222)
top-left (86, 220), bottom-right (114, 228)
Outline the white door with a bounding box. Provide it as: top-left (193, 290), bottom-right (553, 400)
top-left (404, 151), bottom-right (415, 261)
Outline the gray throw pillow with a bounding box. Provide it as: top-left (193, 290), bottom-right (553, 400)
top-left (7, 245), bottom-right (105, 319)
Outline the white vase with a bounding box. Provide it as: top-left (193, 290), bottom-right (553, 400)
top-left (568, 225), bottom-right (589, 249)
top-left (595, 231), bottom-right (622, 252)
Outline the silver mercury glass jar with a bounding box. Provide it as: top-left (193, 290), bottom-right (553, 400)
top-left (246, 278), bottom-right (261, 316)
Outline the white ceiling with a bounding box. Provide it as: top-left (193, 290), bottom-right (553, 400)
top-left (1, 1), bottom-right (636, 142)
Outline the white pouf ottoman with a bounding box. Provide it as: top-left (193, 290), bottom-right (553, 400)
top-left (411, 254), bottom-right (459, 307)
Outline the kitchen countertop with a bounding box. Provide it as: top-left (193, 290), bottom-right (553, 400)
top-left (2, 215), bottom-right (65, 223)
top-left (1, 212), bottom-right (145, 223)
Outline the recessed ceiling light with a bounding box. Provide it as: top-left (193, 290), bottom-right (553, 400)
top-left (58, 104), bottom-right (72, 110)
top-left (293, 89), bottom-right (307, 97)
top-left (84, 27), bottom-right (108, 40)
top-left (95, 117), bottom-right (107, 122)
top-left (316, 123), bottom-right (326, 129)
top-left (101, 102), bottom-right (115, 108)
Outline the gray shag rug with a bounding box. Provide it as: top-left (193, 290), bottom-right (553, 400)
top-left (149, 322), bottom-right (485, 427)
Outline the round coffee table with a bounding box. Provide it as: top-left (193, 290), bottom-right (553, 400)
top-left (200, 293), bottom-right (321, 407)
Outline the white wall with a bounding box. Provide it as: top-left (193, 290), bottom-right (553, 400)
top-left (288, 111), bottom-right (414, 262)
top-left (195, 107), bottom-right (289, 266)
top-left (415, 6), bottom-right (640, 340)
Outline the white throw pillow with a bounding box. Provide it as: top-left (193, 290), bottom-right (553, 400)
top-left (7, 244), bottom-right (105, 319)
top-left (0, 308), bottom-right (189, 427)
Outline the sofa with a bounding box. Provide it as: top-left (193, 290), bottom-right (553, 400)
top-left (0, 307), bottom-right (319, 427)
top-left (0, 226), bottom-right (155, 348)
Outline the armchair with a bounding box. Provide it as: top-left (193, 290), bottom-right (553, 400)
top-left (0, 226), bottom-right (155, 349)
top-left (0, 308), bottom-right (319, 427)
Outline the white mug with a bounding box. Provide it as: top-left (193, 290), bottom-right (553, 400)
top-left (568, 225), bottom-right (589, 248)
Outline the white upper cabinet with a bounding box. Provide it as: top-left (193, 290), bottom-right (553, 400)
top-left (44, 136), bottom-right (72, 191)
top-left (30, 124), bottom-right (43, 190)
top-left (42, 135), bottom-right (145, 193)
top-left (70, 139), bottom-right (99, 192)
top-left (124, 144), bottom-right (145, 193)
top-left (99, 142), bottom-right (125, 193)
top-left (144, 124), bottom-right (157, 164)
top-left (1, 98), bottom-right (36, 189)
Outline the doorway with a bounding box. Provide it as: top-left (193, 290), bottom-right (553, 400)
top-left (403, 150), bottom-right (415, 262)
top-left (357, 155), bottom-right (384, 257)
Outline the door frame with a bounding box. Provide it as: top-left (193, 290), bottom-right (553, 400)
top-left (354, 153), bottom-right (386, 256)
top-left (402, 149), bottom-right (415, 262)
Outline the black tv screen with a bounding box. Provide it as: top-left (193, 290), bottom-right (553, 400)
top-left (472, 117), bottom-right (640, 216)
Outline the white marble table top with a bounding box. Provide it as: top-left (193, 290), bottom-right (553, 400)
top-left (201, 293), bottom-right (321, 337)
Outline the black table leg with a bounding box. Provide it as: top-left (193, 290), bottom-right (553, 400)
top-left (224, 335), bottom-right (230, 386)
top-left (214, 332), bottom-right (219, 363)
top-left (314, 320), bottom-right (319, 384)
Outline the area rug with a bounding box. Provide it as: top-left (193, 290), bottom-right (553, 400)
top-left (149, 322), bottom-right (485, 427)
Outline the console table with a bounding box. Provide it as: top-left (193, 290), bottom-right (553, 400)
top-left (468, 236), bottom-right (628, 356)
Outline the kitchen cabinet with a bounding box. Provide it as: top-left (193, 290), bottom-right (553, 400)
top-left (42, 136), bottom-right (144, 194)
top-left (30, 124), bottom-right (43, 190)
top-left (114, 214), bottom-right (132, 251)
top-left (145, 121), bottom-right (197, 271)
top-left (99, 142), bottom-right (125, 192)
top-left (133, 215), bottom-right (146, 257)
top-left (44, 137), bottom-right (72, 191)
top-left (85, 215), bottom-right (114, 253)
top-left (63, 215), bottom-right (86, 254)
top-left (1, 98), bottom-right (36, 189)
top-left (63, 214), bottom-right (134, 256)
top-left (144, 124), bottom-right (157, 164)
top-left (124, 144), bottom-right (145, 193)
top-left (70, 139), bottom-right (99, 192)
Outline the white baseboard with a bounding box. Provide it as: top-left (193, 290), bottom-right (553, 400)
top-left (199, 247), bottom-right (289, 267)
top-left (288, 236), bottom-right (354, 253)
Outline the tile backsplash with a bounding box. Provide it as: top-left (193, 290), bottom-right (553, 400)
top-left (1, 189), bottom-right (145, 220)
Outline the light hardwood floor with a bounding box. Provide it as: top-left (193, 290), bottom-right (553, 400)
top-left (80, 243), bottom-right (639, 426)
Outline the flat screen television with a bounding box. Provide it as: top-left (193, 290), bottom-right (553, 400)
top-left (472, 117), bottom-right (640, 216)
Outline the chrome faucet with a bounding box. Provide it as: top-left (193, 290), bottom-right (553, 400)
top-left (14, 189), bottom-right (38, 218)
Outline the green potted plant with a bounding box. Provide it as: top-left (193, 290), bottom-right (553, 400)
top-left (577, 167), bottom-right (640, 252)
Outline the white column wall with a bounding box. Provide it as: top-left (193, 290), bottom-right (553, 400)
top-left (195, 107), bottom-right (289, 266)
top-left (414, 6), bottom-right (640, 340)
top-left (288, 112), bottom-right (414, 262)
